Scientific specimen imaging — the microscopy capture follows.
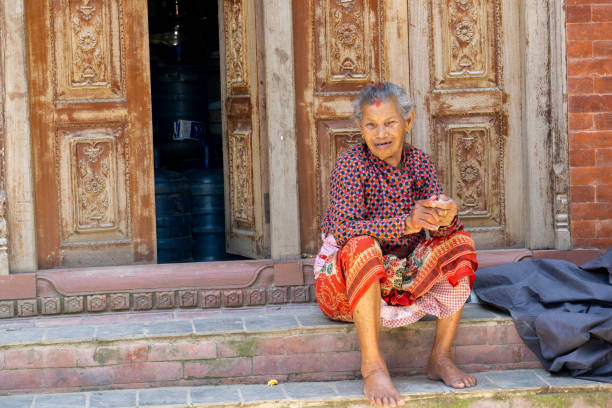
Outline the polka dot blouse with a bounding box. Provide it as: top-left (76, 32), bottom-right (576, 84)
top-left (321, 143), bottom-right (463, 255)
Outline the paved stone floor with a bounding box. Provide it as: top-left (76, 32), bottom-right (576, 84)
top-left (0, 302), bottom-right (510, 347)
top-left (0, 369), bottom-right (608, 408)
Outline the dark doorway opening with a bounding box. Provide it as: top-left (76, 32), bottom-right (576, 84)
top-left (148, 0), bottom-right (241, 263)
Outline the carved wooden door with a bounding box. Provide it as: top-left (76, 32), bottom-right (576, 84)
top-left (295, 0), bottom-right (524, 254)
top-left (26, 0), bottom-right (156, 268)
top-left (294, 0), bottom-right (387, 255)
top-left (410, 1), bottom-right (523, 248)
top-left (219, 0), bottom-right (268, 258)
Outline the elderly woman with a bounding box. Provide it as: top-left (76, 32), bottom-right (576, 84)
top-left (313, 82), bottom-right (478, 407)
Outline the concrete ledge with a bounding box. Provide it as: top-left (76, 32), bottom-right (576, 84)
top-left (0, 274), bottom-right (36, 300)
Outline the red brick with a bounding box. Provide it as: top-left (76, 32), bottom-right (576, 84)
top-left (452, 324), bottom-right (522, 346)
top-left (571, 166), bottom-right (612, 184)
top-left (521, 345), bottom-right (542, 363)
top-left (569, 113), bottom-right (594, 131)
top-left (320, 351), bottom-right (361, 372)
top-left (88, 345), bottom-right (149, 366)
top-left (571, 202), bottom-right (612, 220)
top-left (594, 113), bottom-right (612, 130)
top-left (571, 185), bottom-right (596, 202)
top-left (0, 369), bottom-right (44, 390)
top-left (252, 354), bottom-right (321, 375)
top-left (568, 77), bottom-right (594, 94)
top-left (596, 148), bottom-right (612, 166)
top-left (570, 149), bottom-right (596, 167)
top-left (567, 40), bottom-right (593, 59)
top-left (185, 357), bottom-right (252, 378)
top-left (567, 22), bottom-right (612, 41)
top-left (571, 220), bottom-right (598, 238)
top-left (42, 366), bottom-right (113, 389)
top-left (594, 76), bottom-right (612, 93)
top-left (284, 333), bottom-right (358, 355)
top-left (4, 349), bottom-right (41, 369)
top-left (452, 326), bottom-right (489, 346)
top-left (385, 347), bottom-right (430, 370)
top-left (568, 58), bottom-right (612, 77)
top-left (380, 327), bottom-right (434, 350)
top-left (452, 345), bottom-right (522, 365)
top-left (148, 341), bottom-right (216, 361)
top-left (570, 130), bottom-right (612, 148)
top-left (594, 41), bottom-right (612, 57)
top-left (573, 237), bottom-right (612, 249)
top-left (597, 219), bottom-right (612, 236)
top-left (109, 362), bottom-right (183, 385)
top-left (597, 184), bottom-right (612, 201)
top-left (5, 348), bottom-right (77, 369)
top-left (41, 348), bottom-right (77, 368)
top-left (253, 336), bottom-right (285, 356)
top-left (593, 4), bottom-right (612, 22)
top-left (567, 5), bottom-right (592, 23)
top-left (569, 95), bottom-right (612, 113)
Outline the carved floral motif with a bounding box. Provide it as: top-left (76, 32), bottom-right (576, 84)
top-left (156, 292), bottom-right (175, 309)
top-left (453, 128), bottom-right (486, 214)
top-left (224, 0), bottom-right (247, 91)
top-left (42, 298), bottom-right (61, 315)
top-left (18, 300), bottom-right (37, 317)
top-left (202, 291), bottom-right (221, 308)
top-left (70, 0), bottom-right (106, 86)
top-left (446, 0), bottom-right (487, 78)
top-left (64, 296), bottom-right (84, 313)
top-left (74, 140), bottom-right (116, 230)
top-left (439, 120), bottom-right (503, 230)
top-left (0, 302), bottom-right (14, 318)
top-left (179, 290), bottom-right (197, 307)
top-left (328, 0), bottom-right (367, 80)
top-left (229, 131), bottom-right (254, 228)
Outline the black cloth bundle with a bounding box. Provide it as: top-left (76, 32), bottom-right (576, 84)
top-left (474, 248), bottom-right (612, 382)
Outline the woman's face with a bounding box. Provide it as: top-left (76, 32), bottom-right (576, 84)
top-left (356, 97), bottom-right (415, 168)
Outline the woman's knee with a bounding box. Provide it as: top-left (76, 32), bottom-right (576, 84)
top-left (345, 235), bottom-right (379, 250)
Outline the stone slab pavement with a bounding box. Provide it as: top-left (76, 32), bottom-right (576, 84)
top-left (0, 303), bottom-right (509, 346)
top-left (0, 369), bottom-right (608, 407)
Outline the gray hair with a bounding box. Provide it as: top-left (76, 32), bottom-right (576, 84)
top-left (351, 82), bottom-right (414, 122)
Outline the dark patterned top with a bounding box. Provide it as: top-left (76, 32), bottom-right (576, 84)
top-left (321, 143), bottom-right (462, 255)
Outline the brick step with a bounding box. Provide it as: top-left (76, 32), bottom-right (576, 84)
top-left (0, 369), bottom-right (609, 408)
top-left (0, 303), bottom-right (544, 395)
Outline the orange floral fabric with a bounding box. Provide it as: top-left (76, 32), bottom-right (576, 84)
top-left (314, 231), bottom-right (477, 323)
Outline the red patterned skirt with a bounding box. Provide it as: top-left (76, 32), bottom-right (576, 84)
top-left (314, 231), bottom-right (478, 324)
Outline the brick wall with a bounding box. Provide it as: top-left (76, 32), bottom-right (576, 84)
top-left (567, 1), bottom-right (612, 249)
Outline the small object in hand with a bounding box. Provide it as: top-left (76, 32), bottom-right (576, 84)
top-left (267, 379), bottom-right (279, 386)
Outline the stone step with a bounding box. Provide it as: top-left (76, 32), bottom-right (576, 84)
top-left (0, 303), bottom-right (543, 395)
top-left (0, 369), bottom-right (609, 407)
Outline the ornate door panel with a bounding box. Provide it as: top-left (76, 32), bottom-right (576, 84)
top-left (220, 0), bottom-right (267, 258)
top-left (410, 1), bottom-right (523, 248)
top-left (26, 0), bottom-right (156, 268)
top-left (295, 0), bottom-right (524, 253)
top-left (294, 0), bottom-right (385, 255)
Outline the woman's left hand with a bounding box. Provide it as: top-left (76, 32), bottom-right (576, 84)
top-left (422, 194), bottom-right (457, 227)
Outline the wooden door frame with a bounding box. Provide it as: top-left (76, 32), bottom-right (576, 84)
top-left (0, 0), bottom-right (37, 273)
top-left (1, 0), bottom-right (569, 273)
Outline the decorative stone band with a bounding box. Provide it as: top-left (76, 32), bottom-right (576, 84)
top-left (0, 286), bottom-right (314, 318)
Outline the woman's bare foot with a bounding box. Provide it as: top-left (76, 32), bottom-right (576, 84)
top-left (362, 361), bottom-right (405, 407)
top-left (426, 352), bottom-right (477, 389)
